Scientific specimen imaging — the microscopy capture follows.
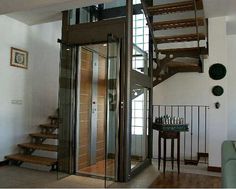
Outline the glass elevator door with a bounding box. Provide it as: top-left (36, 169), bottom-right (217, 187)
top-left (105, 35), bottom-right (120, 186)
top-left (76, 35), bottom-right (120, 185)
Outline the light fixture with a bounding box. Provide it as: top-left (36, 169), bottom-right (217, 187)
top-left (103, 44), bottom-right (107, 47)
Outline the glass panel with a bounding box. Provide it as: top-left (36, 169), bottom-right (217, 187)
top-left (104, 0), bottom-right (126, 9)
top-left (132, 44), bottom-right (148, 75)
top-left (57, 44), bottom-right (77, 179)
top-left (105, 35), bottom-right (120, 187)
top-left (69, 0), bottom-right (129, 25)
top-left (131, 85), bottom-right (149, 170)
top-left (132, 12), bottom-right (149, 75)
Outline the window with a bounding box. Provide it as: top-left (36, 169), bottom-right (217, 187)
top-left (131, 87), bottom-right (149, 135)
top-left (132, 94), bottom-right (145, 135)
top-left (133, 14), bottom-right (149, 53)
top-left (132, 12), bottom-right (149, 73)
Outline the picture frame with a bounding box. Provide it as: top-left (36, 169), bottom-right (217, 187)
top-left (10, 47), bottom-right (28, 69)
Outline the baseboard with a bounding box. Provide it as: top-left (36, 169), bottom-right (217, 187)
top-left (0, 160), bottom-right (9, 167)
top-left (207, 166), bottom-right (221, 172)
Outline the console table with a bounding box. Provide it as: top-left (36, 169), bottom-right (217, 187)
top-left (153, 123), bottom-right (189, 174)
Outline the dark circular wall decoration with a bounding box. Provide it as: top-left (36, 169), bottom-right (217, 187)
top-left (209, 63), bottom-right (226, 80)
top-left (212, 85), bottom-right (224, 96)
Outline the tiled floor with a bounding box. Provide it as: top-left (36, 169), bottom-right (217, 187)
top-left (0, 160), bottom-right (221, 188)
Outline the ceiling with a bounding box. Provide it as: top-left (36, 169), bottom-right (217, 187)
top-left (0, 0), bottom-right (111, 25)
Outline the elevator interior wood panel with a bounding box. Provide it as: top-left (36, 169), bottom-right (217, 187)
top-left (78, 47), bottom-right (106, 176)
top-left (79, 48), bottom-right (92, 169)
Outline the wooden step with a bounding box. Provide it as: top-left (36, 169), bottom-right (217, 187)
top-left (158, 47), bottom-right (207, 56)
top-left (18, 143), bottom-right (58, 152)
top-left (147, 0), bottom-right (203, 15)
top-left (30, 133), bottom-right (58, 139)
top-left (152, 18), bottom-right (204, 30)
top-left (39, 124), bottom-right (58, 129)
top-left (168, 63), bottom-right (201, 73)
top-left (5, 154), bottom-right (57, 166)
top-left (167, 61), bottom-right (199, 68)
top-left (155, 33), bottom-right (205, 44)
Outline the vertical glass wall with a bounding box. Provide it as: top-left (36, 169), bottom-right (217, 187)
top-left (133, 44), bottom-right (148, 75)
top-left (68, 0), bottom-right (128, 25)
top-left (105, 35), bottom-right (120, 187)
top-left (131, 86), bottom-right (149, 169)
top-left (130, 0), bottom-right (151, 172)
top-left (58, 44), bottom-right (77, 178)
top-left (104, 0), bottom-right (126, 9)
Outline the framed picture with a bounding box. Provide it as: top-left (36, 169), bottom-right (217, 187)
top-left (10, 47), bottom-right (28, 69)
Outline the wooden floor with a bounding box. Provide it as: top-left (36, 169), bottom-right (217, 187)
top-left (150, 172), bottom-right (221, 188)
top-left (79, 159), bottom-right (115, 177)
top-left (79, 159), bottom-right (140, 177)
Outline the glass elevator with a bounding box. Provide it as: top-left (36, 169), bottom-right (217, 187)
top-left (57, 0), bottom-right (153, 186)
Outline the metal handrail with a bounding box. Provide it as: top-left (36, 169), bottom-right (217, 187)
top-left (153, 104), bottom-right (209, 162)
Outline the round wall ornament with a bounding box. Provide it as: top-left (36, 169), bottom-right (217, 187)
top-left (212, 85), bottom-right (224, 96)
top-left (209, 63), bottom-right (226, 80)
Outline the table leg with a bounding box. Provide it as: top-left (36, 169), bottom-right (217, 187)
top-left (171, 138), bottom-right (174, 170)
top-left (158, 133), bottom-right (161, 170)
top-left (177, 133), bottom-right (180, 174)
top-left (163, 138), bottom-right (167, 174)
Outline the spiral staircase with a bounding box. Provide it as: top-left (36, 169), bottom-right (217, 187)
top-left (141, 0), bottom-right (208, 86)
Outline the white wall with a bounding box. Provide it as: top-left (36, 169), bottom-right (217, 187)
top-left (227, 34), bottom-right (236, 140)
top-left (0, 15), bottom-right (61, 161)
top-left (208, 17), bottom-right (228, 167)
top-left (153, 17), bottom-right (229, 167)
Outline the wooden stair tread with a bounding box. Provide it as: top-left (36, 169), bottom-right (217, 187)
top-left (155, 33), bottom-right (205, 44)
top-left (40, 124), bottom-right (58, 129)
top-left (18, 143), bottom-right (57, 152)
top-left (147, 0), bottom-right (203, 15)
top-left (152, 18), bottom-right (204, 30)
top-left (30, 133), bottom-right (58, 139)
top-left (5, 154), bottom-right (57, 166)
top-left (167, 62), bottom-right (199, 67)
top-left (158, 47), bottom-right (207, 54)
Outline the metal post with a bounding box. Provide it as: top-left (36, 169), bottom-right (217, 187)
top-left (205, 107), bottom-right (207, 154)
top-left (197, 106), bottom-right (200, 153)
top-left (184, 106), bottom-right (186, 159)
top-left (120, 0), bottom-right (133, 182)
top-left (191, 106), bottom-right (193, 160)
top-left (148, 0), bottom-right (154, 162)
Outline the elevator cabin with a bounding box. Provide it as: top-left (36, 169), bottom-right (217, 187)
top-left (58, 3), bottom-right (153, 183)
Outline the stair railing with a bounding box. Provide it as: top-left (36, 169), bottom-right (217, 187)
top-left (153, 104), bottom-right (210, 164)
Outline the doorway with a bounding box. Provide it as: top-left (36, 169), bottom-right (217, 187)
top-left (76, 39), bottom-right (120, 180)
